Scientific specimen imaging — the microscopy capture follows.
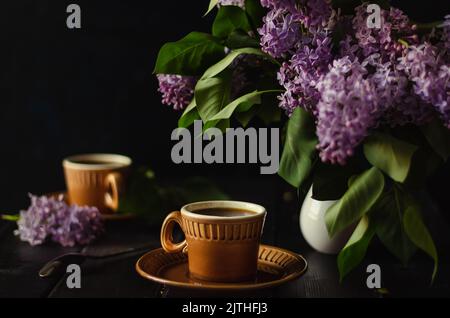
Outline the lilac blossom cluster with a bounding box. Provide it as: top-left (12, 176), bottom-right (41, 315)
top-left (157, 74), bottom-right (197, 111)
top-left (316, 57), bottom-right (381, 164)
top-left (156, 1), bottom-right (449, 165)
top-left (258, 1), bottom-right (450, 164)
top-left (352, 6), bottom-right (417, 61)
top-left (277, 32), bottom-right (333, 115)
top-left (258, 0), bottom-right (333, 58)
top-left (398, 43), bottom-right (450, 128)
top-left (16, 194), bottom-right (104, 247)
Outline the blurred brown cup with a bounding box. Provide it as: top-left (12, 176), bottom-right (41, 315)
top-left (63, 153), bottom-right (132, 214)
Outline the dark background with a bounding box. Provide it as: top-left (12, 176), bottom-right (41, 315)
top-left (1, 0), bottom-right (450, 215)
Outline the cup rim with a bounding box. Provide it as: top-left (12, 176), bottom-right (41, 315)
top-left (63, 153), bottom-right (132, 170)
top-left (181, 200), bottom-right (266, 221)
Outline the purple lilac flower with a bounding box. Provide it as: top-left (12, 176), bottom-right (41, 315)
top-left (339, 34), bottom-right (360, 60)
top-left (366, 55), bottom-right (433, 126)
top-left (384, 93), bottom-right (434, 127)
top-left (260, 0), bottom-right (297, 10)
top-left (15, 194), bottom-right (103, 247)
top-left (315, 57), bottom-right (382, 165)
top-left (442, 15), bottom-right (450, 57)
top-left (16, 194), bottom-right (65, 246)
top-left (353, 4), bottom-right (416, 62)
top-left (217, 0), bottom-right (245, 8)
top-left (297, 0), bottom-right (333, 34)
top-left (278, 32), bottom-right (333, 115)
top-left (258, 0), bottom-right (334, 58)
top-left (258, 8), bottom-right (302, 58)
top-left (398, 43), bottom-right (450, 127)
top-left (157, 74), bottom-right (196, 111)
top-left (50, 204), bottom-right (104, 247)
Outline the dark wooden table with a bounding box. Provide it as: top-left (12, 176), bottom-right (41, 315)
top-left (1, 176), bottom-right (449, 298)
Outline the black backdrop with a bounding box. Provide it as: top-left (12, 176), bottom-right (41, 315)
top-left (2, 0), bottom-right (450, 214)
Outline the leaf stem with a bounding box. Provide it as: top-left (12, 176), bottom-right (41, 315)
top-left (1, 214), bottom-right (20, 222)
top-left (398, 39), bottom-right (409, 48)
top-left (414, 21), bottom-right (444, 30)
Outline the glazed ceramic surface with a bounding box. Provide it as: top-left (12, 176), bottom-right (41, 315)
top-left (63, 153), bottom-right (131, 214)
top-left (136, 245), bottom-right (307, 290)
top-left (160, 201), bottom-right (266, 283)
top-left (299, 187), bottom-right (355, 254)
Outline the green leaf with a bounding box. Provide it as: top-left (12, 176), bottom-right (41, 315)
top-left (118, 167), bottom-right (164, 224)
top-left (325, 167), bottom-right (384, 237)
top-left (201, 47), bottom-right (268, 80)
top-left (208, 90), bottom-right (280, 122)
top-left (337, 215), bottom-right (376, 281)
top-left (421, 118), bottom-right (450, 161)
top-left (226, 30), bottom-right (260, 49)
top-left (195, 74), bottom-right (231, 122)
top-left (203, 118), bottom-right (230, 133)
top-left (403, 205), bottom-right (438, 282)
top-left (235, 106), bottom-right (259, 127)
top-left (245, 0), bottom-right (266, 29)
top-left (205, 0), bottom-right (219, 16)
top-left (404, 146), bottom-right (443, 188)
top-left (257, 99), bottom-right (281, 124)
top-left (119, 168), bottom-right (229, 225)
top-left (312, 163), bottom-right (349, 201)
top-left (312, 161), bottom-right (362, 201)
top-left (278, 108), bottom-right (318, 188)
top-left (212, 6), bottom-right (251, 38)
top-left (364, 132), bottom-right (418, 183)
top-left (172, 176), bottom-right (230, 203)
top-left (153, 32), bottom-right (225, 76)
top-left (178, 99), bottom-right (199, 128)
top-left (373, 188), bottom-right (417, 265)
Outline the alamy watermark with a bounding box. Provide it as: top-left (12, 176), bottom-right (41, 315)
top-left (66, 264), bottom-right (81, 289)
top-left (367, 4), bottom-right (381, 29)
top-left (66, 4), bottom-right (81, 29)
top-left (366, 264), bottom-right (381, 289)
top-left (171, 120), bottom-right (279, 174)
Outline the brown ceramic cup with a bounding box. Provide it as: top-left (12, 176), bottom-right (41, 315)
top-left (63, 153), bottom-right (132, 214)
top-left (160, 201), bottom-right (266, 283)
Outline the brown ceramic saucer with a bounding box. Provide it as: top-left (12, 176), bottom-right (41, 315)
top-left (47, 191), bottom-right (135, 221)
top-left (135, 245), bottom-right (307, 290)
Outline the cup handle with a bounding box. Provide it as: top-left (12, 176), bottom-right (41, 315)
top-left (104, 172), bottom-right (122, 212)
top-left (160, 211), bottom-right (187, 254)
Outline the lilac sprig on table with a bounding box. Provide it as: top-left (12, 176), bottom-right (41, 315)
top-left (15, 194), bottom-right (104, 247)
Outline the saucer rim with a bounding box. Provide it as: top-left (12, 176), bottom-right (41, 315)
top-left (135, 244), bottom-right (308, 291)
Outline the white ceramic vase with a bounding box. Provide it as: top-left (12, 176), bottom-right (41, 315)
top-left (299, 187), bottom-right (355, 255)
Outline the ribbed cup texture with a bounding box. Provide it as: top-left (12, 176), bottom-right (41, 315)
top-left (64, 169), bottom-right (109, 188)
top-left (181, 218), bottom-right (264, 241)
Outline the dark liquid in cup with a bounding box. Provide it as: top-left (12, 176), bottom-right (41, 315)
top-left (71, 160), bottom-right (116, 165)
top-left (195, 208), bottom-right (258, 217)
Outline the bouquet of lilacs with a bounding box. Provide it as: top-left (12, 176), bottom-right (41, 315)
top-left (154, 0), bottom-right (450, 280)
